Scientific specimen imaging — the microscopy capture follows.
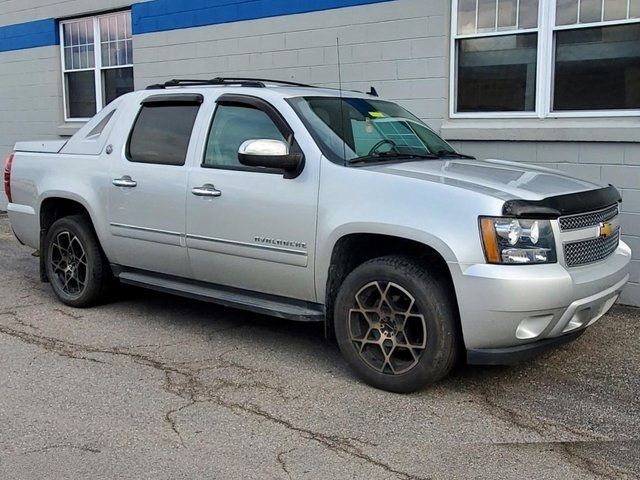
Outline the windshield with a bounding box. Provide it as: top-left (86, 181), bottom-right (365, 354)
top-left (288, 96), bottom-right (459, 165)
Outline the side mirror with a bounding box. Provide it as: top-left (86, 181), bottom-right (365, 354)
top-left (238, 139), bottom-right (304, 175)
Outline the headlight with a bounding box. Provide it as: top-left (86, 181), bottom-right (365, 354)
top-left (479, 217), bottom-right (557, 264)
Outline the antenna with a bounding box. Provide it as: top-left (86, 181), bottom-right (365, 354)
top-left (336, 37), bottom-right (348, 165)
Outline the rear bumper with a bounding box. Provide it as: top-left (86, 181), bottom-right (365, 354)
top-left (467, 329), bottom-right (585, 365)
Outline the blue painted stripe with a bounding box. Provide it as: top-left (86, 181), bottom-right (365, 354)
top-left (0, 0), bottom-right (393, 53)
top-left (132, 0), bottom-right (394, 35)
top-left (0, 18), bottom-right (58, 52)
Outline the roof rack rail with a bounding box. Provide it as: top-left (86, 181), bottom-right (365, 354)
top-left (146, 77), bottom-right (317, 90)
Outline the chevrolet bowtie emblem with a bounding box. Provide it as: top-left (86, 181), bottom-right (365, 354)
top-left (599, 222), bottom-right (614, 238)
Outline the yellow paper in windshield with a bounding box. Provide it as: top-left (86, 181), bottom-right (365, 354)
top-left (368, 112), bottom-right (385, 118)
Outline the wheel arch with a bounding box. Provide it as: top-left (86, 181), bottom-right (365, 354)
top-left (319, 226), bottom-right (461, 336)
top-left (38, 194), bottom-right (109, 281)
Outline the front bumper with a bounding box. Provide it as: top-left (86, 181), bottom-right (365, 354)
top-left (453, 241), bottom-right (631, 358)
top-left (467, 329), bottom-right (585, 365)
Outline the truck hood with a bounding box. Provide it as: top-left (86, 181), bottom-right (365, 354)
top-left (366, 158), bottom-right (601, 201)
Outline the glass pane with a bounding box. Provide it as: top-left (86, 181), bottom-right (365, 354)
top-left (478, 0), bottom-right (497, 31)
top-left (519, 0), bottom-right (539, 28)
top-left (128, 104), bottom-right (200, 166)
top-left (580, 0), bottom-right (604, 22)
top-left (554, 23), bottom-right (640, 110)
top-left (631, 0), bottom-right (640, 17)
top-left (63, 24), bottom-right (72, 46)
top-left (498, 0), bottom-right (518, 29)
top-left (604, 0), bottom-right (628, 20)
top-left (101, 43), bottom-right (110, 67)
top-left (86, 19), bottom-right (94, 44)
top-left (102, 67), bottom-right (134, 105)
top-left (204, 105), bottom-right (285, 168)
top-left (116, 40), bottom-right (125, 65)
top-left (79, 45), bottom-right (87, 69)
top-left (78, 20), bottom-right (87, 45)
top-left (125, 40), bottom-right (133, 64)
top-left (456, 33), bottom-right (538, 112)
top-left (458, 0), bottom-right (477, 34)
top-left (87, 44), bottom-right (95, 68)
top-left (116, 14), bottom-right (126, 40)
top-left (109, 16), bottom-right (117, 42)
top-left (124, 13), bottom-right (131, 38)
top-left (556, 0), bottom-right (579, 25)
top-left (64, 47), bottom-right (73, 70)
top-left (72, 46), bottom-right (80, 70)
top-left (100, 17), bottom-right (109, 42)
top-left (65, 71), bottom-right (96, 118)
top-left (109, 42), bottom-right (119, 66)
top-left (72, 22), bottom-right (80, 45)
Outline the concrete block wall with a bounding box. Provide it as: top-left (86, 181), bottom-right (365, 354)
top-left (0, 0), bottom-right (134, 27)
top-left (132, 0), bottom-right (449, 131)
top-left (450, 140), bottom-right (640, 305)
top-left (0, 46), bottom-right (61, 210)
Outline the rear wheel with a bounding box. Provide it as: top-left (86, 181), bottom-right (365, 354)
top-left (44, 215), bottom-right (111, 307)
top-left (334, 255), bottom-right (459, 393)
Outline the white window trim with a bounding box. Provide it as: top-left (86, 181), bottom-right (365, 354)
top-left (449, 0), bottom-right (640, 120)
top-left (59, 12), bottom-right (133, 122)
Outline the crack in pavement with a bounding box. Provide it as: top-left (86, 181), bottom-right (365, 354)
top-left (554, 441), bottom-right (636, 480)
top-left (23, 444), bottom-right (101, 455)
top-left (0, 322), bottom-right (416, 479)
top-left (473, 381), bottom-right (607, 441)
top-left (276, 447), bottom-right (296, 479)
top-left (464, 382), bottom-right (636, 479)
top-left (0, 309), bottom-right (40, 332)
top-left (53, 308), bottom-right (85, 320)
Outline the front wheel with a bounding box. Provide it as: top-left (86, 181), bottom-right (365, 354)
top-left (44, 215), bottom-right (111, 308)
top-left (334, 256), bottom-right (459, 393)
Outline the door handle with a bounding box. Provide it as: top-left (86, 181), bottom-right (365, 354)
top-left (192, 184), bottom-right (222, 198)
top-left (112, 176), bottom-right (137, 188)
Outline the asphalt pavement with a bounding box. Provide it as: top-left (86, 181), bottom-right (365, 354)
top-left (0, 214), bottom-right (638, 479)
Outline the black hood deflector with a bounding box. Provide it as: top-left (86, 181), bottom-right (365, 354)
top-left (502, 185), bottom-right (621, 219)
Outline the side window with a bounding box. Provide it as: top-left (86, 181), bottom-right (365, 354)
top-left (204, 104), bottom-right (286, 169)
top-left (127, 104), bottom-right (200, 166)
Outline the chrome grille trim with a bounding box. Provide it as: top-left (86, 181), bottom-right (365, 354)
top-left (563, 227), bottom-right (620, 267)
top-left (559, 204), bottom-right (619, 231)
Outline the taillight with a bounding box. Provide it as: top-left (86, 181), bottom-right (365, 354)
top-left (3, 151), bottom-right (14, 203)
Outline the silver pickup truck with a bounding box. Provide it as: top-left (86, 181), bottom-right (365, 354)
top-left (4, 78), bottom-right (632, 392)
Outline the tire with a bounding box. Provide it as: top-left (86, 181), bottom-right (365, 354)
top-left (334, 255), bottom-right (459, 393)
top-left (44, 215), bottom-right (111, 308)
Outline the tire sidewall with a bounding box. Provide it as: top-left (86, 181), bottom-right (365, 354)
top-left (334, 257), bottom-right (456, 393)
top-left (44, 216), bottom-right (103, 307)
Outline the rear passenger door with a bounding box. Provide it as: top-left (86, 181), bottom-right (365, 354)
top-left (107, 93), bottom-right (203, 277)
top-left (185, 94), bottom-right (319, 301)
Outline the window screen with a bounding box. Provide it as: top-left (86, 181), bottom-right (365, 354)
top-left (204, 104), bottom-right (285, 169)
top-left (128, 104), bottom-right (200, 166)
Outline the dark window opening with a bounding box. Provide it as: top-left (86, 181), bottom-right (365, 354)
top-left (456, 33), bottom-right (538, 112)
top-left (127, 104), bottom-right (200, 166)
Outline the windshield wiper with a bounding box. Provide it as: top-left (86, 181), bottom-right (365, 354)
top-left (348, 152), bottom-right (439, 165)
top-left (434, 150), bottom-right (476, 160)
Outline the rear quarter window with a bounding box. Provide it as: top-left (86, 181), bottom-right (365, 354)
top-left (127, 104), bottom-right (200, 166)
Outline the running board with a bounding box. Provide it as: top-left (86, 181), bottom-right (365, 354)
top-left (113, 266), bottom-right (325, 322)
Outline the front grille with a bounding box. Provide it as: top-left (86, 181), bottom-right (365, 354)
top-left (564, 228), bottom-right (620, 267)
top-left (559, 204), bottom-right (619, 231)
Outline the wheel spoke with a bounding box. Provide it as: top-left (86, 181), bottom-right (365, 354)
top-left (350, 280), bottom-right (427, 375)
top-left (49, 230), bottom-right (88, 298)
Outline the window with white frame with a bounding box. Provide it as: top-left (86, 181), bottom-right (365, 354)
top-left (451, 0), bottom-right (640, 117)
top-left (60, 11), bottom-right (133, 120)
